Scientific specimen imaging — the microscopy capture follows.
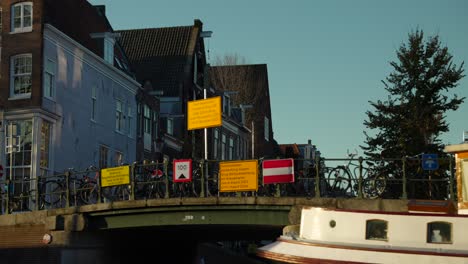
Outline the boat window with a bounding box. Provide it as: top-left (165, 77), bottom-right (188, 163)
top-left (366, 220), bottom-right (388, 241)
top-left (427, 222), bottom-right (452, 244)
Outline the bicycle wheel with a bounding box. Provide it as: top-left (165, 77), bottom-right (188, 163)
top-left (327, 167), bottom-right (352, 195)
top-left (363, 174), bottom-right (387, 199)
top-left (41, 180), bottom-right (65, 207)
top-left (79, 181), bottom-right (98, 204)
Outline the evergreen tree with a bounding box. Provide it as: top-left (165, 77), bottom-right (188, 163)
top-left (361, 30), bottom-right (465, 199)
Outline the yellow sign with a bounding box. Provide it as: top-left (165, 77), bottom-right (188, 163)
top-left (187, 96), bottom-right (222, 130)
top-left (219, 160), bottom-right (258, 192)
top-left (101, 165), bottom-right (130, 187)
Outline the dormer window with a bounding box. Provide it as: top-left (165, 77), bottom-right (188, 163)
top-left (11, 2), bottom-right (33, 33)
top-left (90, 32), bottom-right (119, 64)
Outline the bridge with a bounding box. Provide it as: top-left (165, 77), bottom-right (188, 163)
top-left (0, 157), bottom-right (452, 262)
top-left (0, 195), bottom-right (408, 262)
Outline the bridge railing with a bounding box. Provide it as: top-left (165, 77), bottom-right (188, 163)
top-left (0, 155), bottom-right (456, 215)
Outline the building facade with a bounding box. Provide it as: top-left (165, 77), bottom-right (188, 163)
top-left (0, 0), bottom-right (140, 185)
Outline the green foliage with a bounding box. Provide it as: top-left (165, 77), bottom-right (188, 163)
top-left (361, 30), bottom-right (465, 198)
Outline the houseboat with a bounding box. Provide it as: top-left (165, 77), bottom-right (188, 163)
top-left (257, 143), bottom-right (468, 264)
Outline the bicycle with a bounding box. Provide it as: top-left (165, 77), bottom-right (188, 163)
top-left (327, 152), bottom-right (386, 198)
top-left (1, 176), bottom-right (51, 213)
top-left (80, 166), bottom-right (131, 204)
top-left (134, 163), bottom-right (167, 199)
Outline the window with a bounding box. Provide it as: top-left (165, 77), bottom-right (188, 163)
top-left (99, 145), bottom-right (109, 168)
top-left (11, 2), bottom-right (33, 33)
top-left (115, 100), bottom-right (124, 132)
top-left (43, 59), bottom-right (56, 98)
top-left (104, 38), bottom-right (114, 64)
top-left (229, 137), bottom-right (234, 160)
top-left (167, 117), bottom-right (174, 136)
top-left (143, 105), bottom-right (151, 134)
top-left (152, 111), bottom-right (158, 138)
top-left (10, 54), bottom-right (32, 98)
top-left (365, 220), bottom-right (388, 241)
top-left (91, 85), bottom-right (97, 120)
top-left (223, 95), bottom-right (231, 116)
top-left (213, 129), bottom-right (219, 159)
top-left (221, 134), bottom-right (226, 160)
top-left (427, 222), bottom-right (452, 243)
top-left (6, 120), bottom-right (33, 192)
top-left (114, 151), bottom-right (123, 166)
top-left (40, 121), bottom-right (51, 169)
top-left (264, 116), bottom-right (270, 141)
top-left (127, 107), bottom-right (133, 137)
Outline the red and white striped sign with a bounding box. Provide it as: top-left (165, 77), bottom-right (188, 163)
top-left (262, 158), bottom-right (295, 184)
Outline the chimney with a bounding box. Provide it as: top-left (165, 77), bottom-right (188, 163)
top-left (308, 139), bottom-right (311, 145)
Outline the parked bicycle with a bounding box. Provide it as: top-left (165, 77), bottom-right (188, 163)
top-left (327, 152), bottom-right (386, 198)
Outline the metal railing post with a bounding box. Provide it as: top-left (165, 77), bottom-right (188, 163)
top-left (449, 156), bottom-right (454, 201)
top-left (357, 157), bottom-right (363, 199)
top-left (130, 162), bottom-right (136, 201)
top-left (401, 157), bottom-right (407, 199)
top-left (164, 160), bottom-right (169, 199)
top-left (314, 158), bottom-right (320, 198)
top-left (200, 160), bottom-right (206, 198)
top-left (34, 174), bottom-right (40, 211)
top-left (5, 179), bottom-right (10, 214)
top-left (65, 170), bottom-right (70, 208)
top-left (97, 169), bottom-right (102, 204)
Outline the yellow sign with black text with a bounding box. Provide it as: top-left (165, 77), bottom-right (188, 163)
top-left (187, 96), bottom-right (222, 130)
top-left (219, 160), bottom-right (258, 192)
top-left (101, 165), bottom-right (130, 187)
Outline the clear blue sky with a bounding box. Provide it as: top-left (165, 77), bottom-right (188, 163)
top-left (89, 0), bottom-right (468, 158)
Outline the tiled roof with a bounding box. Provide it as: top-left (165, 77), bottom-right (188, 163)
top-left (117, 25), bottom-right (199, 96)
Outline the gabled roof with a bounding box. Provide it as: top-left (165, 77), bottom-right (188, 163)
top-left (117, 22), bottom-right (201, 96)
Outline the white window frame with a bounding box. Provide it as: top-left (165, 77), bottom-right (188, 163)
top-left (11, 2), bottom-right (33, 33)
top-left (115, 100), bottom-right (124, 132)
top-left (43, 58), bottom-right (56, 99)
top-left (10, 54), bottom-right (32, 99)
